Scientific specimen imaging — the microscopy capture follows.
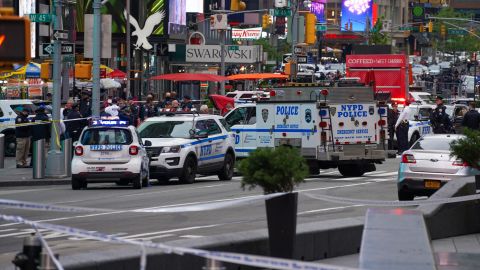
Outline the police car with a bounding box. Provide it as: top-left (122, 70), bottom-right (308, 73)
top-left (404, 104), bottom-right (434, 146)
top-left (138, 112), bottom-right (236, 184)
top-left (71, 119), bottom-right (150, 189)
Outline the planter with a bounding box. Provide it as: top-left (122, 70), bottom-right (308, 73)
top-left (265, 192), bottom-right (298, 259)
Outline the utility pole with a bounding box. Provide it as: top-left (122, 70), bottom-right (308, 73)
top-left (45, 0), bottom-right (66, 177)
top-left (290, 1), bottom-right (298, 82)
top-left (219, 0), bottom-right (226, 95)
top-left (474, 52), bottom-right (477, 103)
top-left (92, 0), bottom-right (101, 117)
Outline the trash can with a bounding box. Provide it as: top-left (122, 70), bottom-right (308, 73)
top-left (33, 139), bottom-right (45, 179)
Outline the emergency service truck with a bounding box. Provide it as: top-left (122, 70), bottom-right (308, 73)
top-left (227, 82), bottom-right (388, 177)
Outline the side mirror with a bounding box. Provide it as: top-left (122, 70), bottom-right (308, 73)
top-left (194, 131), bottom-right (208, 139)
top-left (144, 140), bottom-right (152, 147)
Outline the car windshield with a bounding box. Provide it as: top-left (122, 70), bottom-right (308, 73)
top-left (138, 121), bottom-right (192, 139)
top-left (418, 95), bottom-right (434, 104)
top-left (81, 128), bottom-right (132, 145)
top-left (226, 93), bottom-right (237, 98)
top-left (411, 137), bottom-right (456, 151)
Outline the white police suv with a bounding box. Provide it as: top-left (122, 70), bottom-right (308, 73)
top-left (138, 112), bottom-right (236, 184)
top-left (71, 119), bottom-right (150, 189)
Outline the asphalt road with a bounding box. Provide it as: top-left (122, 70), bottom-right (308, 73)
top-left (0, 158), bottom-right (401, 266)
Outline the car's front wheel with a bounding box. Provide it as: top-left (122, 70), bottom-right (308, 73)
top-left (179, 156), bottom-right (196, 184)
top-left (218, 153), bottom-right (234, 181)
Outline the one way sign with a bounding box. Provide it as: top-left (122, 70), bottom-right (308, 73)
top-left (52, 30), bottom-right (69, 41)
top-left (40, 43), bottom-right (54, 57)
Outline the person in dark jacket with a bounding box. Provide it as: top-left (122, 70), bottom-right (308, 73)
top-left (430, 96), bottom-right (452, 134)
top-left (462, 102), bottom-right (480, 131)
top-left (181, 95), bottom-right (193, 111)
top-left (79, 92), bottom-right (92, 117)
top-left (15, 107), bottom-right (31, 168)
top-left (66, 104), bottom-right (83, 142)
top-left (387, 103), bottom-right (400, 150)
top-left (32, 106), bottom-right (50, 143)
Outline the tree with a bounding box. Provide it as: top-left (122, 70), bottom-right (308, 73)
top-left (450, 129), bottom-right (480, 170)
top-left (238, 147), bottom-right (308, 194)
top-left (369, 18), bottom-right (390, 45)
top-left (254, 38), bottom-right (290, 62)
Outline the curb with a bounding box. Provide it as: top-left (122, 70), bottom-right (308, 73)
top-left (0, 179), bottom-right (70, 187)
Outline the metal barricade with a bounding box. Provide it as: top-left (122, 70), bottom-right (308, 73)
top-left (0, 134), bottom-right (4, 169)
top-left (33, 139), bottom-right (46, 179)
top-left (62, 138), bottom-right (72, 177)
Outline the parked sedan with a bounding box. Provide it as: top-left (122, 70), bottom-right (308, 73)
top-left (397, 134), bottom-right (478, 201)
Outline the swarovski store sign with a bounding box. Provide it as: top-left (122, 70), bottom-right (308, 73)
top-left (186, 45), bottom-right (261, 63)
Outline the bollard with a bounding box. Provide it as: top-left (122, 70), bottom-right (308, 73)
top-left (0, 133), bottom-right (4, 169)
top-left (33, 139), bottom-right (46, 179)
top-left (62, 138), bottom-right (72, 177)
top-left (12, 233), bottom-right (42, 270)
top-left (38, 251), bottom-right (59, 270)
top-left (202, 259), bottom-right (225, 270)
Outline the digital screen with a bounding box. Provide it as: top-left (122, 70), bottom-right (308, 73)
top-left (310, 1), bottom-right (326, 24)
top-left (168, 0), bottom-right (186, 34)
top-left (186, 0), bottom-right (203, 13)
top-left (18, 0), bottom-right (36, 58)
top-left (340, 0), bottom-right (373, 32)
top-left (75, 0), bottom-right (167, 35)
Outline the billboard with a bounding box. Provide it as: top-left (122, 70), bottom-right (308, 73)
top-left (75, 0), bottom-right (167, 35)
top-left (186, 0), bottom-right (203, 13)
top-left (169, 0), bottom-right (186, 34)
top-left (340, 0), bottom-right (373, 32)
top-left (310, 0), bottom-right (326, 23)
top-left (19, 0), bottom-right (36, 58)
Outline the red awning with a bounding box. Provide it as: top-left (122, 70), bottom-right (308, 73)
top-left (151, 73), bottom-right (227, 82)
top-left (107, 69), bottom-right (126, 79)
top-left (209, 95), bottom-right (234, 115)
top-left (227, 73), bottom-right (289, 81)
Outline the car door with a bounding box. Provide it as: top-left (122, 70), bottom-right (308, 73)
top-left (194, 120), bottom-right (211, 169)
top-left (225, 107), bottom-right (250, 157)
top-left (204, 119), bottom-right (226, 167)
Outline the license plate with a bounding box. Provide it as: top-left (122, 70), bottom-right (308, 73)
top-left (90, 145), bottom-right (122, 151)
top-left (87, 167), bottom-right (106, 172)
top-left (424, 180), bottom-right (441, 189)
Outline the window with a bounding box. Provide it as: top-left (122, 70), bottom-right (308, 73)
top-left (10, 104), bottom-right (37, 116)
top-left (81, 128), bottom-right (132, 145)
top-left (239, 94), bottom-right (254, 99)
top-left (219, 118), bottom-right (231, 132)
top-left (205, 119), bottom-right (222, 135)
top-left (225, 107), bottom-right (247, 126)
top-left (246, 107), bottom-right (256, 125)
top-left (412, 108), bottom-right (432, 121)
top-left (411, 137), bottom-right (457, 151)
top-left (226, 93), bottom-right (237, 98)
top-left (138, 121), bottom-right (193, 139)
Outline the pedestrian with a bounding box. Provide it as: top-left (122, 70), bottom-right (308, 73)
top-left (128, 98), bottom-right (140, 126)
top-left (181, 95), bottom-right (193, 111)
top-left (105, 99), bottom-right (120, 117)
top-left (15, 107), bottom-right (31, 168)
top-left (62, 99), bottom-right (74, 120)
top-left (79, 92), bottom-right (92, 117)
top-left (199, 105), bottom-right (209, 114)
top-left (171, 100), bottom-right (180, 112)
top-left (430, 96), bottom-right (452, 134)
top-left (461, 102), bottom-right (480, 131)
top-left (100, 103), bottom-right (111, 118)
top-left (395, 103), bottom-right (411, 155)
top-left (66, 104), bottom-right (83, 142)
top-left (119, 107), bottom-right (133, 126)
top-left (161, 92), bottom-right (173, 108)
top-left (387, 103), bottom-right (400, 150)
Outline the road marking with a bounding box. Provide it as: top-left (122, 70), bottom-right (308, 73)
top-left (0, 228), bottom-right (48, 238)
top-left (181, 235), bottom-right (203, 239)
top-left (0, 228), bottom-right (15, 232)
top-left (121, 184), bottom-right (228, 198)
top-left (298, 204), bottom-right (364, 215)
top-left (141, 233), bottom-right (175, 241)
top-left (370, 172), bottom-right (397, 177)
top-left (321, 171), bottom-right (339, 175)
top-left (364, 171), bottom-right (387, 175)
top-left (121, 224), bottom-right (222, 239)
top-left (298, 178), bottom-right (393, 193)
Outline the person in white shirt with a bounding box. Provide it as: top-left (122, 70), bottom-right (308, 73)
top-left (105, 99), bottom-right (120, 117)
top-left (395, 103), bottom-right (411, 154)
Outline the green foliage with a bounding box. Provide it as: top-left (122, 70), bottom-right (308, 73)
top-left (450, 129), bottom-right (480, 170)
top-left (254, 38), bottom-right (290, 61)
top-left (238, 147), bottom-right (309, 194)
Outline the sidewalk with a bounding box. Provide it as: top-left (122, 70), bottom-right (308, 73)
top-left (0, 157), bottom-right (70, 187)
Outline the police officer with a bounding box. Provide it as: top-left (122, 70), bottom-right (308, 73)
top-left (430, 96), bottom-right (452, 134)
top-left (462, 102), bottom-right (480, 131)
top-left (387, 103), bottom-right (400, 150)
top-left (66, 104), bottom-right (83, 142)
top-left (15, 107), bottom-right (31, 168)
top-left (395, 103), bottom-right (411, 154)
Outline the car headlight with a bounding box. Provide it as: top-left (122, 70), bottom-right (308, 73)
top-left (161, 145), bottom-right (181, 153)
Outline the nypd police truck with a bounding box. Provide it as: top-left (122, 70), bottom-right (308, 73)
top-left (226, 82), bottom-right (388, 177)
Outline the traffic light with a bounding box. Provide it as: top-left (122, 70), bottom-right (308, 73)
top-left (419, 24), bottom-right (424, 32)
top-left (441, 24), bottom-right (446, 37)
top-left (230, 0), bottom-right (246, 11)
top-left (284, 62), bottom-right (291, 75)
top-left (40, 62), bottom-right (52, 80)
top-left (428, 21), bottom-right (433, 33)
top-left (0, 16), bottom-right (30, 64)
top-left (262, 14), bottom-right (271, 29)
top-left (305, 13), bottom-right (317, 45)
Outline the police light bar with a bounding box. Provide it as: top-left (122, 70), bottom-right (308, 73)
top-left (90, 119), bottom-right (128, 127)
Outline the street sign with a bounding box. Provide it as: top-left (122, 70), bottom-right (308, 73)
top-left (61, 43), bottom-right (74, 54)
top-left (316, 24), bottom-right (327, 32)
top-left (62, 54), bottom-right (75, 63)
top-left (296, 55), bottom-right (307, 64)
top-left (52, 30), bottom-right (69, 41)
top-left (29, 13), bottom-right (53, 23)
top-left (448, 29), bottom-right (467, 35)
top-left (294, 47), bottom-right (303, 54)
top-left (282, 55), bottom-right (292, 63)
top-left (399, 26), bottom-right (414, 31)
top-left (228, 45), bottom-right (239, 51)
top-left (274, 8), bottom-right (291, 17)
top-left (40, 43), bottom-right (54, 56)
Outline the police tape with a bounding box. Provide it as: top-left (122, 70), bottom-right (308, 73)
top-left (0, 213), bottom-right (357, 270)
top-left (33, 225), bottom-right (65, 270)
top-left (304, 192), bottom-right (480, 207)
top-left (0, 193), bottom-right (285, 214)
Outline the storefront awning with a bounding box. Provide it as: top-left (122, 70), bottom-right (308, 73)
top-left (150, 73), bottom-right (227, 82)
